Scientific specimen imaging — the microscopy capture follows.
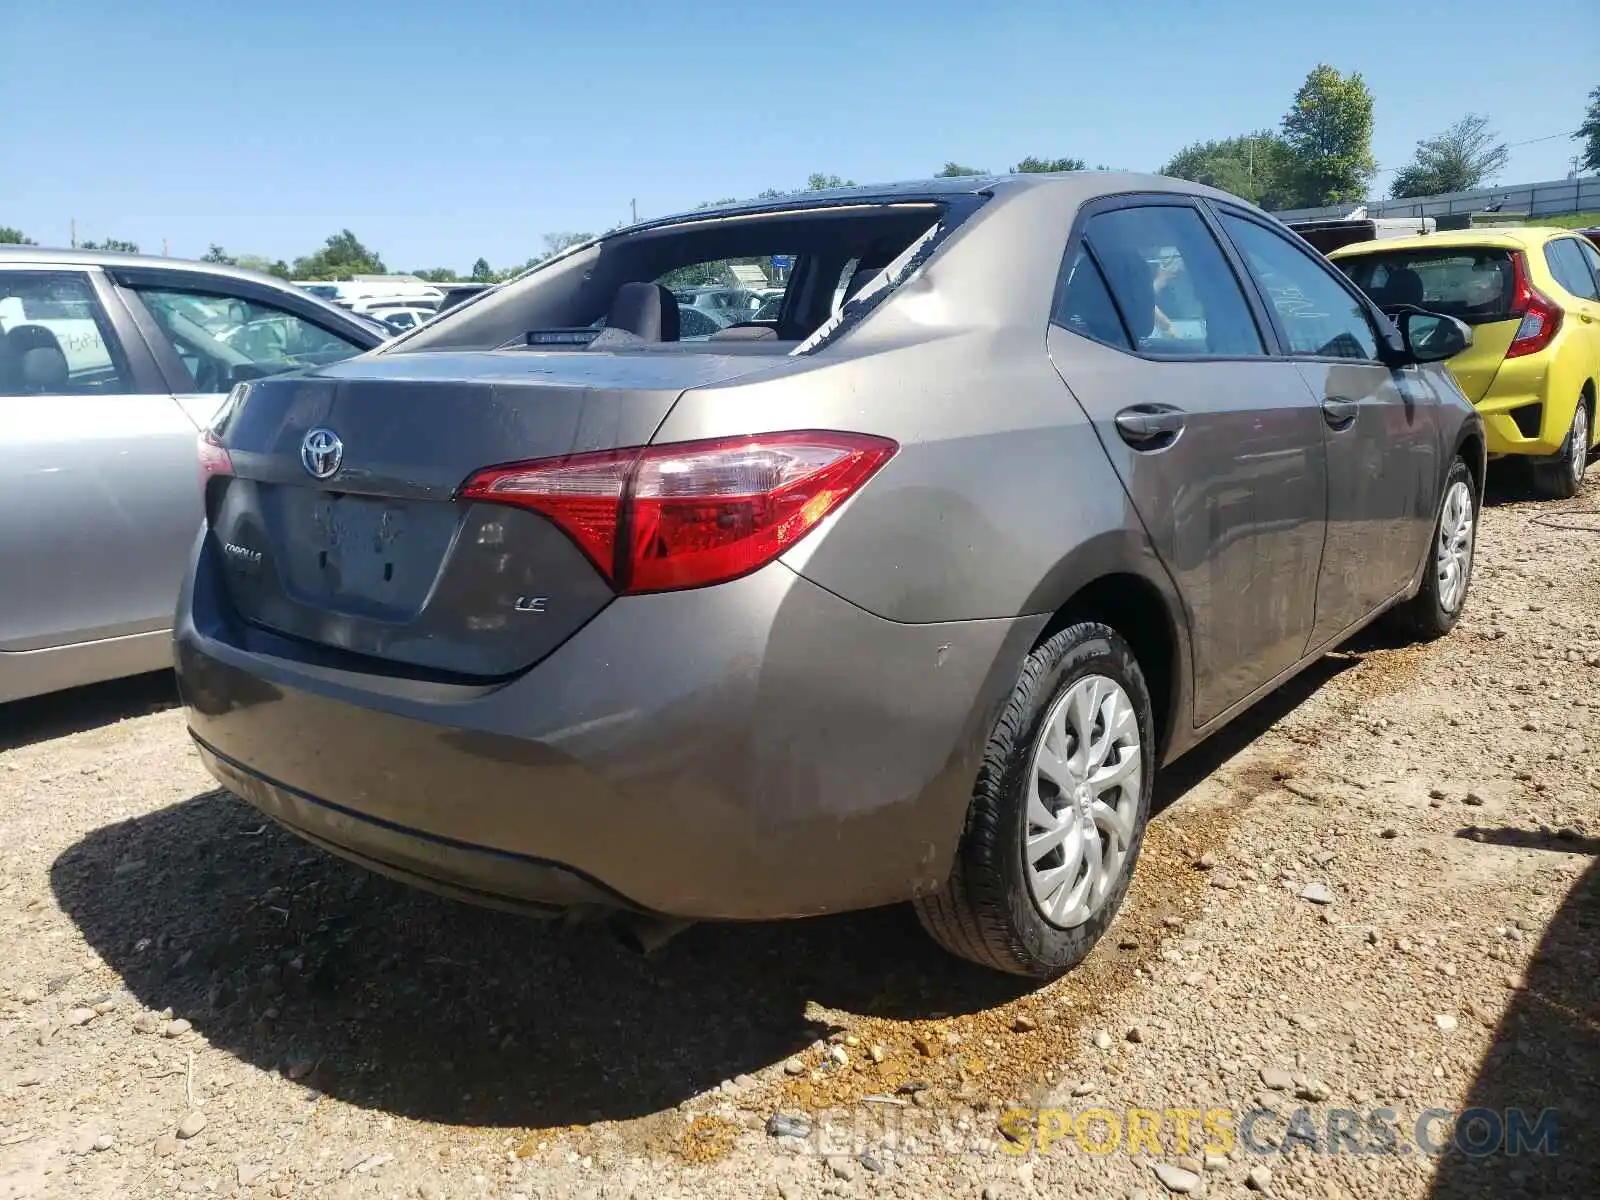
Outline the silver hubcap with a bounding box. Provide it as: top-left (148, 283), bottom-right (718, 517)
top-left (1436, 479), bottom-right (1474, 614)
top-left (1571, 405), bottom-right (1590, 486)
top-left (1024, 674), bottom-right (1142, 929)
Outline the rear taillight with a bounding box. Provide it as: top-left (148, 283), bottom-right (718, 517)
top-left (198, 429), bottom-right (233, 484)
top-left (460, 431), bottom-right (897, 593)
top-left (1505, 251), bottom-right (1562, 359)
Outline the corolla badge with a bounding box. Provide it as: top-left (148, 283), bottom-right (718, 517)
top-left (301, 427), bottom-right (344, 479)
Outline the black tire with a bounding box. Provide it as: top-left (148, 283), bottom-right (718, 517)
top-left (1531, 398), bottom-right (1590, 500)
top-left (914, 622), bottom-right (1155, 978)
top-left (1392, 456), bottom-right (1477, 641)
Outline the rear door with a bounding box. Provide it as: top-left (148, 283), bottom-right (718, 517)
top-left (1544, 236), bottom-right (1600, 385)
top-left (0, 266), bottom-right (199, 653)
top-left (1217, 210), bottom-right (1443, 645)
top-left (1047, 196), bottom-right (1328, 727)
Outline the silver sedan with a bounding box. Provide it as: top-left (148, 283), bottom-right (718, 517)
top-left (0, 248), bottom-right (382, 703)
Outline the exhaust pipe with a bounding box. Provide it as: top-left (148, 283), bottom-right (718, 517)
top-left (611, 911), bottom-right (695, 955)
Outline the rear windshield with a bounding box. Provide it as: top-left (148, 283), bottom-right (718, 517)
top-left (393, 196), bottom-right (979, 355)
top-left (1337, 249), bottom-right (1515, 324)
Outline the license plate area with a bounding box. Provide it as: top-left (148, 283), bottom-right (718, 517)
top-left (266, 488), bottom-right (458, 617)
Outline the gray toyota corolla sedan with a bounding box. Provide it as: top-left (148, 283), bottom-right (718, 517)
top-left (176, 173), bottom-right (1484, 977)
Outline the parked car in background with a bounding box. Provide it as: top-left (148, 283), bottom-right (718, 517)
top-left (673, 304), bottom-right (734, 340)
top-left (1332, 227), bottom-right (1600, 498)
top-left (0, 247), bottom-right (383, 703)
top-left (437, 282), bottom-right (497, 312)
top-left (368, 305), bottom-right (435, 334)
top-left (298, 277), bottom-right (444, 311)
top-left (176, 173), bottom-right (1483, 978)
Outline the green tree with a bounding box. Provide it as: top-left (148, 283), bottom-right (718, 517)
top-left (470, 257), bottom-right (495, 282)
top-left (1010, 155), bottom-right (1088, 173)
top-left (541, 231), bottom-right (594, 257)
top-left (1578, 84), bottom-right (1600, 173)
top-left (1161, 130), bottom-right (1296, 209)
top-left (1280, 64), bottom-right (1377, 207)
top-left (0, 226), bottom-right (35, 245)
top-left (412, 267), bottom-right (460, 283)
top-left (935, 162), bottom-right (987, 178)
top-left (80, 238), bottom-right (139, 253)
top-left (805, 173), bottom-right (854, 190)
top-left (234, 254), bottom-right (291, 279)
top-left (291, 230), bottom-right (385, 279)
top-left (1390, 114), bottom-right (1509, 199)
top-left (201, 244), bottom-right (236, 265)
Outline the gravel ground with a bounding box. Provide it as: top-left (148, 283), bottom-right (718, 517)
top-left (2, 470), bottom-right (1597, 1200)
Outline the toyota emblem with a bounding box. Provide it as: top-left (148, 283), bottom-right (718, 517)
top-left (300, 428), bottom-right (344, 480)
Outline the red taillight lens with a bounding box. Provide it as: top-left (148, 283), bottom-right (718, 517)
top-left (626, 432), bottom-right (896, 592)
top-left (1505, 250), bottom-right (1562, 359)
top-left (198, 429), bottom-right (233, 484)
top-left (460, 447), bottom-right (635, 578)
top-left (459, 431), bottom-right (897, 593)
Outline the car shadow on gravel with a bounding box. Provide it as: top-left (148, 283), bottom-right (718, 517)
top-left (0, 670), bottom-right (178, 754)
top-left (48, 650), bottom-right (1359, 1131)
top-left (1428, 837), bottom-right (1598, 1199)
top-left (50, 787), bottom-right (1032, 1129)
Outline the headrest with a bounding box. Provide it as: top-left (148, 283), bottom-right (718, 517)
top-left (19, 346), bottom-right (69, 392)
top-left (1381, 267), bottom-right (1425, 308)
top-left (606, 282), bottom-right (679, 342)
top-left (8, 325), bottom-right (70, 393)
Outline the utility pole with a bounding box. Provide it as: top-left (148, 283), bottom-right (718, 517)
top-left (70, 218), bottom-right (76, 249)
top-left (631, 198), bottom-right (638, 224)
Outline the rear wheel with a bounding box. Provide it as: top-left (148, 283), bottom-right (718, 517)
top-left (1531, 398), bottom-right (1589, 500)
top-left (1393, 456), bottom-right (1477, 641)
top-left (914, 622), bottom-right (1154, 978)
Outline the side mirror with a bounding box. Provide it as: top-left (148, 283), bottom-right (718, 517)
top-left (1396, 309), bottom-right (1471, 364)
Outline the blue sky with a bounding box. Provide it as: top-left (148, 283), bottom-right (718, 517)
top-left (2, 0), bottom-right (1595, 272)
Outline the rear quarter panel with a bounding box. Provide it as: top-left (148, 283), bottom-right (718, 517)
top-left (653, 179), bottom-right (1195, 757)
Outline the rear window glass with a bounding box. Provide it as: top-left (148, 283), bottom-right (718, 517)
top-left (1338, 250), bottom-right (1514, 324)
top-left (396, 197), bottom-right (974, 354)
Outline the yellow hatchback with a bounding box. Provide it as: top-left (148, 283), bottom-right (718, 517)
top-left (1332, 227), bottom-right (1600, 498)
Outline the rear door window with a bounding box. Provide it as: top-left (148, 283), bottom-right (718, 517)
top-left (1069, 204), bottom-right (1265, 357)
top-left (1337, 248), bottom-right (1515, 324)
top-left (133, 286), bottom-right (366, 391)
top-left (1577, 238), bottom-right (1600, 289)
top-left (1220, 215), bottom-right (1380, 360)
top-left (1545, 238), bottom-right (1600, 301)
top-left (1053, 246), bottom-right (1131, 350)
top-left (0, 271), bottom-right (132, 396)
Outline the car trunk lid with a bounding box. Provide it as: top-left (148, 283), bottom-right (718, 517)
top-left (1440, 318), bottom-right (1520, 404)
top-left (206, 349), bottom-right (789, 677)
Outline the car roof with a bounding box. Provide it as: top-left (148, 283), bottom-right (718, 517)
top-left (623, 171), bottom-right (1258, 232)
top-left (0, 245), bottom-right (384, 344)
top-left (0, 244), bottom-right (310, 287)
top-left (1328, 226), bottom-right (1578, 258)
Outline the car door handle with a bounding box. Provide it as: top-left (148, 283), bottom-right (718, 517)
top-left (1322, 397), bottom-right (1360, 429)
top-left (1114, 405), bottom-right (1186, 449)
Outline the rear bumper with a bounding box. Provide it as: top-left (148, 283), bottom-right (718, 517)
top-left (1474, 351), bottom-right (1578, 458)
top-left (1478, 393), bottom-right (1564, 457)
top-left (176, 533), bottom-right (1039, 920)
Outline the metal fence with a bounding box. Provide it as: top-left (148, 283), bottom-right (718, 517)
top-left (1273, 175), bottom-right (1600, 224)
